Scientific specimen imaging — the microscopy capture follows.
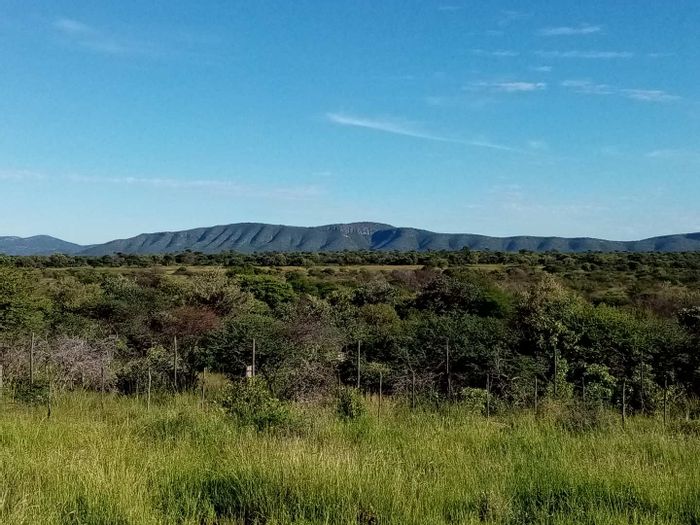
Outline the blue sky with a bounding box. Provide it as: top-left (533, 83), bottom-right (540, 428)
top-left (1, 1), bottom-right (699, 244)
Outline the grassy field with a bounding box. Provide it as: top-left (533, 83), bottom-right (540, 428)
top-left (1, 393), bottom-right (699, 524)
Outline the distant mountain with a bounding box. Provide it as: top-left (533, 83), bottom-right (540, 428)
top-left (0, 235), bottom-right (84, 256)
top-left (3, 224), bottom-right (699, 256)
top-left (76, 223), bottom-right (700, 255)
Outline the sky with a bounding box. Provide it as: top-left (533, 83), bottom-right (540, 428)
top-left (1, 1), bottom-right (699, 244)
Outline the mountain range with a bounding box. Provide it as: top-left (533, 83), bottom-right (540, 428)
top-left (2, 222), bottom-right (700, 256)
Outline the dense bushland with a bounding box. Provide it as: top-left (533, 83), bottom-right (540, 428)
top-left (0, 251), bottom-right (699, 413)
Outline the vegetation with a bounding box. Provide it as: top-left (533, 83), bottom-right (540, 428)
top-left (1, 393), bottom-right (699, 524)
top-left (0, 251), bottom-right (699, 522)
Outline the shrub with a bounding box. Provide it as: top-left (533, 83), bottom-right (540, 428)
top-left (458, 387), bottom-right (488, 414)
top-left (336, 387), bottom-right (366, 421)
top-left (13, 378), bottom-right (50, 405)
top-left (220, 377), bottom-right (292, 430)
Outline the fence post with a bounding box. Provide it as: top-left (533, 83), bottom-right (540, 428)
top-left (534, 377), bottom-right (538, 415)
top-left (445, 339), bottom-right (452, 400)
top-left (378, 371), bottom-right (382, 419)
top-left (173, 336), bottom-right (178, 391)
top-left (147, 366), bottom-right (152, 412)
top-left (411, 370), bottom-right (416, 411)
top-left (356, 341), bottom-right (361, 389)
top-left (100, 360), bottom-right (106, 411)
top-left (663, 376), bottom-right (668, 430)
top-left (486, 373), bottom-right (491, 419)
top-left (200, 368), bottom-right (207, 409)
top-left (47, 381), bottom-right (51, 419)
top-left (622, 379), bottom-right (627, 428)
top-left (30, 332), bottom-right (35, 385)
top-left (553, 348), bottom-right (558, 398)
top-left (252, 338), bottom-right (256, 377)
top-left (0, 364), bottom-right (3, 400)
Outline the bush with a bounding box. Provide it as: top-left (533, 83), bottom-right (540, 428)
top-left (458, 387), bottom-right (487, 414)
top-left (336, 387), bottom-right (366, 421)
top-left (220, 377), bottom-right (292, 431)
top-left (13, 378), bottom-right (50, 405)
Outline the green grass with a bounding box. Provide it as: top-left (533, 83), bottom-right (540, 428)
top-left (1, 393), bottom-right (698, 524)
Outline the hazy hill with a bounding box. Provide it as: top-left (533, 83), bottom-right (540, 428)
top-left (0, 235), bottom-right (84, 256)
top-left (3, 224), bottom-right (700, 256)
top-left (76, 223), bottom-right (700, 255)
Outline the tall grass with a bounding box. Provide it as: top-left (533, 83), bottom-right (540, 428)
top-left (0, 393), bottom-right (698, 524)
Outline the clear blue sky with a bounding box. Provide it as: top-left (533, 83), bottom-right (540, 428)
top-left (1, 1), bottom-right (698, 244)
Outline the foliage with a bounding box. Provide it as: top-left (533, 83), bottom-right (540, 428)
top-left (335, 387), bottom-right (367, 420)
top-left (220, 377), bottom-right (292, 430)
top-left (458, 387), bottom-right (488, 414)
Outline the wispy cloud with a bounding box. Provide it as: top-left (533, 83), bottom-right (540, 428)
top-left (326, 112), bottom-right (523, 153)
top-left (498, 10), bottom-right (530, 27)
top-left (645, 149), bottom-right (700, 160)
top-left (561, 80), bottom-right (680, 102)
top-left (536, 50), bottom-right (633, 59)
top-left (531, 65), bottom-right (553, 73)
top-left (539, 24), bottom-right (602, 36)
top-left (467, 81), bottom-right (547, 93)
top-left (53, 17), bottom-right (157, 57)
top-left (437, 5), bottom-right (464, 12)
top-left (471, 49), bottom-right (519, 57)
top-left (561, 80), bottom-right (615, 95)
top-left (0, 169), bottom-right (45, 181)
top-left (66, 174), bottom-right (324, 200)
top-left (622, 89), bottom-right (680, 102)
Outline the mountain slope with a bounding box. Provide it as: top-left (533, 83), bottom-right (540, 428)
top-left (0, 235), bottom-right (84, 256)
top-left (76, 223), bottom-right (700, 255)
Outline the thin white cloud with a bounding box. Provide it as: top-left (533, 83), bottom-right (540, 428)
top-left (471, 49), bottom-right (519, 57)
top-left (561, 80), bottom-right (615, 95)
top-left (326, 112), bottom-right (523, 153)
top-left (0, 169), bottom-right (45, 181)
top-left (621, 89), bottom-right (680, 102)
top-left (561, 80), bottom-right (679, 102)
top-left (468, 81), bottom-right (547, 93)
top-left (437, 5), bottom-right (464, 12)
top-left (536, 50), bottom-right (633, 59)
top-left (646, 149), bottom-right (700, 160)
top-left (498, 10), bottom-right (530, 27)
top-left (539, 24), bottom-right (602, 36)
top-left (65, 174), bottom-right (324, 200)
top-left (527, 140), bottom-right (549, 151)
top-left (53, 17), bottom-right (156, 56)
top-left (54, 18), bottom-right (95, 35)
top-left (531, 65), bottom-right (553, 72)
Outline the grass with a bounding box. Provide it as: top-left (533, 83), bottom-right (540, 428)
top-left (0, 393), bottom-right (698, 524)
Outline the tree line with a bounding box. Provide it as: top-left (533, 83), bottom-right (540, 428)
top-left (0, 256), bottom-right (698, 417)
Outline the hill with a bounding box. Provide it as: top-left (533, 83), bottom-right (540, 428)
top-left (0, 235), bottom-right (84, 256)
top-left (3, 224), bottom-right (700, 256)
top-left (77, 223), bottom-right (700, 255)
